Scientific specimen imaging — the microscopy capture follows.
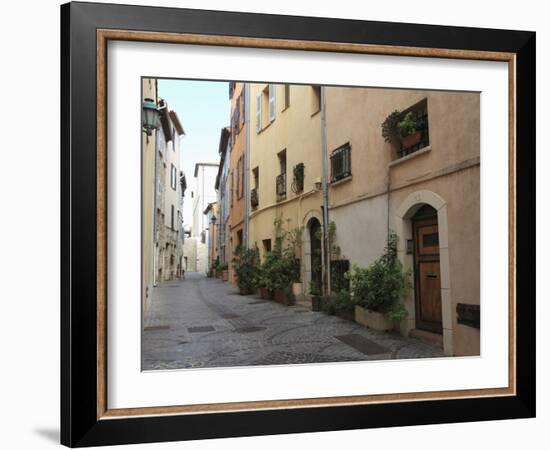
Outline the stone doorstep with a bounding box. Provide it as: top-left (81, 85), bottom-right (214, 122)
top-left (408, 328), bottom-right (443, 348)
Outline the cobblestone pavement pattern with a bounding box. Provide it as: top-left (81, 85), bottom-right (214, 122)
top-left (142, 273), bottom-right (444, 370)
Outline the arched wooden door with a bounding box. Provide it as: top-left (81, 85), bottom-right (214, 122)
top-left (412, 205), bottom-right (443, 333)
top-left (308, 218), bottom-right (322, 294)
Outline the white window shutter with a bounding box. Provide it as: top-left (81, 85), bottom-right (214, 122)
top-left (256, 93), bottom-right (261, 132)
top-left (268, 84), bottom-right (276, 122)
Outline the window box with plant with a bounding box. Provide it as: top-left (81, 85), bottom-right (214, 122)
top-left (382, 101), bottom-right (429, 158)
top-left (347, 232), bottom-right (410, 331)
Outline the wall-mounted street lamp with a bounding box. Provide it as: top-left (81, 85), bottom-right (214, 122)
top-left (314, 177), bottom-right (322, 191)
top-left (142, 98), bottom-right (159, 136)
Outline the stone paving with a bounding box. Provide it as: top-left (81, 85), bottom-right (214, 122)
top-left (142, 272), bottom-right (444, 370)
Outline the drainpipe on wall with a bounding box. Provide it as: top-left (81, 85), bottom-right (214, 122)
top-left (320, 86), bottom-right (331, 297)
top-left (244, 83), bottom-right (250, 249)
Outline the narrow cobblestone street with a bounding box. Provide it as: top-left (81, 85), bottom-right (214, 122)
top-left (142, 273), bottom-right (444, 370)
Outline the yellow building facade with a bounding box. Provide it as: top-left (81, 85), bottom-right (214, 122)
top-left (248, 83), bottom-right (325, 297)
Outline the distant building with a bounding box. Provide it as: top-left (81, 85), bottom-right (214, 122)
top-left (214, 127), bottom-right (231, 268)
top-left (184, 162), bottom-right (218, 273)
top-left (192, 162), bottom-right (219, 238)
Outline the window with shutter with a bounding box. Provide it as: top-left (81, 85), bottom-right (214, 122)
top-left (256, 93), bottom-right (261, 133)
top-left (268, 84), bottom-right (276, 122)
top-left (240, 157), bottom-right (244, 196)
top-left (236, 161), bottom-right (240, 198)
top-left (241, 92), bottom-right (245, 127)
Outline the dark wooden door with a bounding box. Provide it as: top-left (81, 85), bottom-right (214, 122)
top-left (309, 219), bottom-right (322, 294)
top-left (413, 212), bottom-right (443, 333)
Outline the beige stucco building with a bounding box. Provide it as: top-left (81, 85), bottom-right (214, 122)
top-left (324, 87), bottom-right (480, 356)
top-left (248, 83), bottom-right (325, 295)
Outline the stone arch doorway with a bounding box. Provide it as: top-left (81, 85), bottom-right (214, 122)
top-left (302, 211), bottom-right (323, 296)
top-left (396, 190), bottom-right (453, 355)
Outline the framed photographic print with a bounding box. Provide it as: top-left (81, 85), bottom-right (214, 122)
top-left (60, 1), bottom-right (536, 447)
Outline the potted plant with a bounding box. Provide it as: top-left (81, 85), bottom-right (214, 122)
top-left (222, 263), bottom-right (229, 281)
top-left (381, 110), bottom-right (421, 151)
top-left (397, 111), bottom-right (421, 149)
top-left (348, 232), bottom-right (410, 331)
top-left (232, 246), bottom-right (260, 295)
top-left (268, 251), bottom-right (296, 306)
top-left (257, 253), bottom-right (275, 300)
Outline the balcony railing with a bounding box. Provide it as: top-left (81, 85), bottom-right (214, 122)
top-left (250, 188), bottom-right (259, 209)
top-left (276, 173), bottom-right (287, 199)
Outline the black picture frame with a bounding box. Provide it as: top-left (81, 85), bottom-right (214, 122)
top-left (61, 1), bottom-right (535, 447)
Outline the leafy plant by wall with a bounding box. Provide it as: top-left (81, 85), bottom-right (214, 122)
top-left (346, 232), bottom-right (410, 321)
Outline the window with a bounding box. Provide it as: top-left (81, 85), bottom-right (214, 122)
top-left (240, 156), bottom-right (244, 198)
top-left (255, 93), bottom-right (262, 133)
top-left (252, 166), bottom-right (259, 189)
top-left (230, 171), bottom-right (234, 206)
top-left (235, 161), bottom-right (240, 198)
top-left (170, 204), bottom-right (175, 230)
top-left (284, 84), bottom-right (290, 109)
top-left (262, 239), bottom-right (272, 254)
top-left (241, 91), bottom-right (245, 127)
top-left (330, 143), bottom-right (351, 183)
top-left (396, 98), bottom-right (430, 158)
top-left (311, 85), bottom-right (321, 115)
top-left (170, 164), bottom-right (177, 190)
top-left (276, 150), bottom-right (287, 199)
top-left (268, 84), bottom-right (276, 122)
top-left (237, 230), bottom-right (243, 247)
top-left (251, 167), bottom-right (259, 209)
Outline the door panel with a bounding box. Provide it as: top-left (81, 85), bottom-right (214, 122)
top-left (413, 216), bottom-right (443, 334)
top-left (418, 261), bottom-right (442, 323)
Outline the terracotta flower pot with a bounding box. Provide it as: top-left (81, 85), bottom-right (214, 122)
top-left (400, 130), bottom-right (421, 150)
top-left (274, 289), bottom-right (295, 306)
top-left (259, 287), bottom-right (273, 300)
top-left (222, 270), bottom-right (229, 281)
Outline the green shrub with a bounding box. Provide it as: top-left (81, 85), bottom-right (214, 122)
top-left (346, 232), bottom-right (410, 320)
top-left (261, 251), bottom-right (296, 292)
top-left (322, 289), bottom-right (354, 315)
top-left (232, 246), bottom-right (260, 294)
